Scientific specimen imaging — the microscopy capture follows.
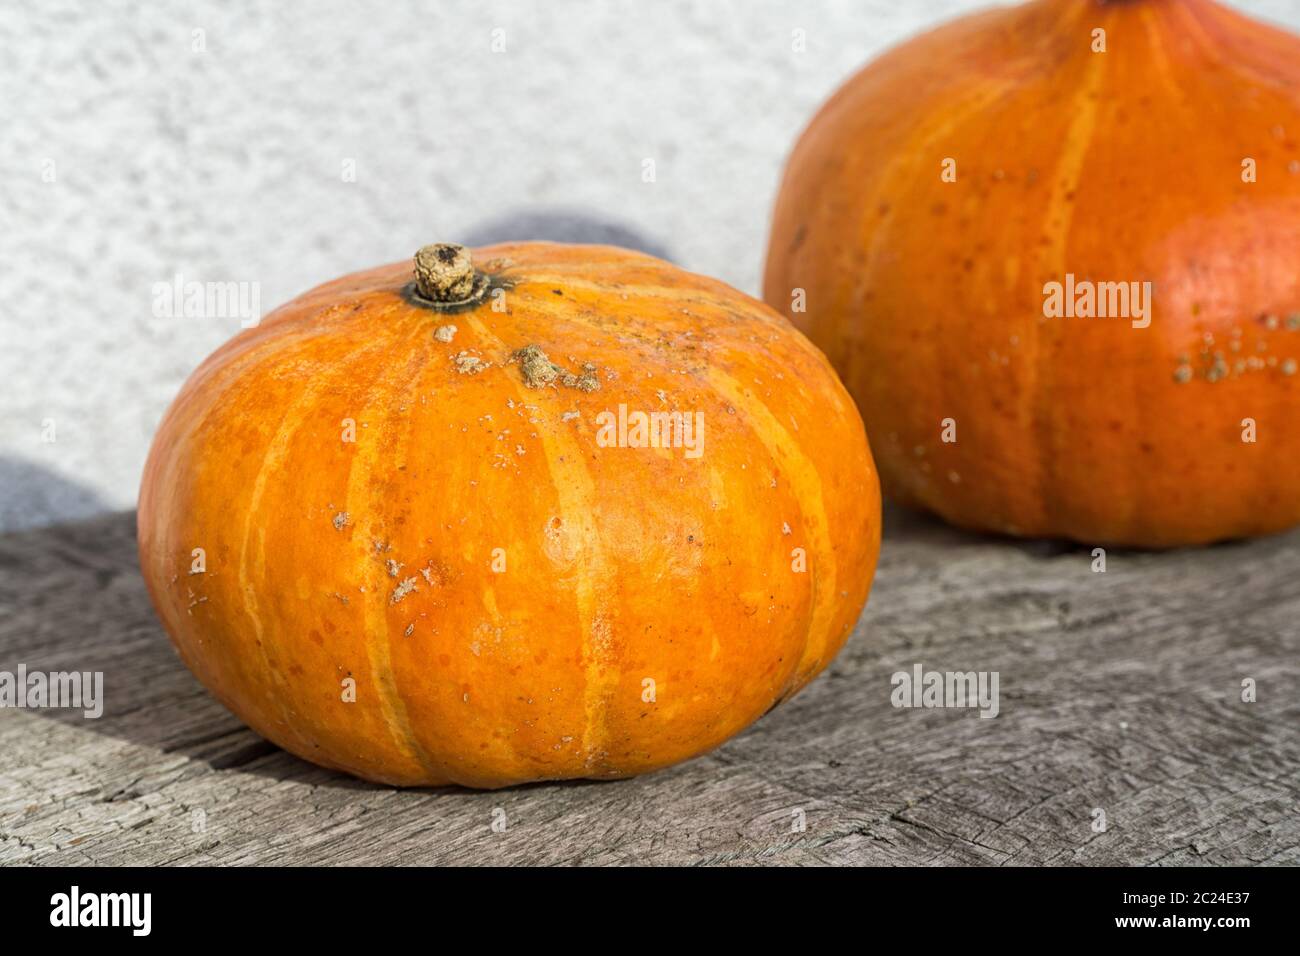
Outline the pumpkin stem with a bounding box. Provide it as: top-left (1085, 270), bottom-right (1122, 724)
top-left (414, 244), bottom-right (476, 303)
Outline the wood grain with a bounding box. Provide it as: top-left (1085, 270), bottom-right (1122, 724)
top-left (1, 509), bottom-right (1296, 865)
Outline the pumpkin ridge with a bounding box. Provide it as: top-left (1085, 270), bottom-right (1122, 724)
top-left (834, 77), bottom-right (1019, 512)
top-left (141, 321), bottom-right (370, 749)
top-left (171, 320), bottom-right (342, 439)
top-left (234, 333), bottom-right (399, 760)
top-left (1116, 7), bottom-right (1195, 542)
top-left (1028, 29), bottom-right (1109, 537)
top-left (1137, 6), bottom-right (1182, 98)
top-left (703, 364), bottom-right (837, 694)
top-left (342, 321), bottom-right (447, 781)
top-left (845, 78), bottom-right (1023, 401)
top-left (1185, 0), bottom-right (1300, 102)
top-left (462, 310), bottom-right (614, 779)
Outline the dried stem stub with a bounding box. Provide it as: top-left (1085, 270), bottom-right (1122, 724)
top-left (414, 244), bottom-right (476, 302)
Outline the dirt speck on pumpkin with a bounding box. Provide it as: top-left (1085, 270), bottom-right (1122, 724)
top-left (419, 561), bottom-right (450, 587)
top-left (332, 511), bottom-right (349, 530)
top-left (1173, 364), bottom-right (1193, 384)
top-left (404, 623), bottom-right (415, 637)
top-left (385, 558), bottom-right (404, 578)
top-left (514, 345), bottom-right (559, 387)
top-left (434, 324), bottom-right (458, 343)
top-left (390, 577), bottom-right (418, 604)
top-left (453, 351), bottom-right (490, 375)
top-left (564, 364), bottom-right (601, 393)
top-left (512, 344), bottom-right (600, 392)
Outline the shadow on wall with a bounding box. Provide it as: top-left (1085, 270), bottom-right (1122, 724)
top-left (462, 209), bottom-right (673, 262)
top-left (0, 456), bottom-right (109, 533)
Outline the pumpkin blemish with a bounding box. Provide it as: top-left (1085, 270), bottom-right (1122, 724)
top-left (389, 577), bottom-right (417, 604)
top-left (513, 344), bottom-right (600, 392)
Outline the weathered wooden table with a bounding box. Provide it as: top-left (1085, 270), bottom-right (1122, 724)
top-left (1, 508), bottom-right (1296, 865)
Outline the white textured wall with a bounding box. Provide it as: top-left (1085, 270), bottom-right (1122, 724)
top-left (3, 0), bottom-right (1298, 527)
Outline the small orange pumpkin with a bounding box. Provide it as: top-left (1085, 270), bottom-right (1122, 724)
top-left (138, 242), bottom-right (880, 788)
top-left (764, 0), bottom-right (1300, 547)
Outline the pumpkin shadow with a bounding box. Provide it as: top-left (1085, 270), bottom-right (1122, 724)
top-left (879, 498), bottom-right (1095, 558)
top-left (878, 497), bottom-right (1257, 559)
top-left (0, 454), bottom-right (110, 533)
top-left (0, 511), bottom-right (415, 792)
top-left (462, 208), bottom-right (674, 262)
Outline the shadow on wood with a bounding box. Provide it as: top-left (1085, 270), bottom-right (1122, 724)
top-left (0, 512), bottom-right (383, 792)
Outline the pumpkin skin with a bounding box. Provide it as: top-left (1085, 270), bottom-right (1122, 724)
top-left (764, 0), bottom-right (1300, 547)
top-left (138, 242), bottom-right (880, 788)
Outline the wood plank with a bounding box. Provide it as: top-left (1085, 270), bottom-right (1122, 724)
top-left (1, 509), bottom-right (1296, 865)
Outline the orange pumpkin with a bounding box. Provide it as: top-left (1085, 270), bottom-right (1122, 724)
top-left (764, 0), bottom-right (1300, 547)
top-left (138, 242), bottom-right (880, 788)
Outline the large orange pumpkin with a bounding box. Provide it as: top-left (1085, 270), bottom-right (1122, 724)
top-left (764, 0), bottom-right (1300, 547)
top-left (138, 242), bottom-right (880, 788)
